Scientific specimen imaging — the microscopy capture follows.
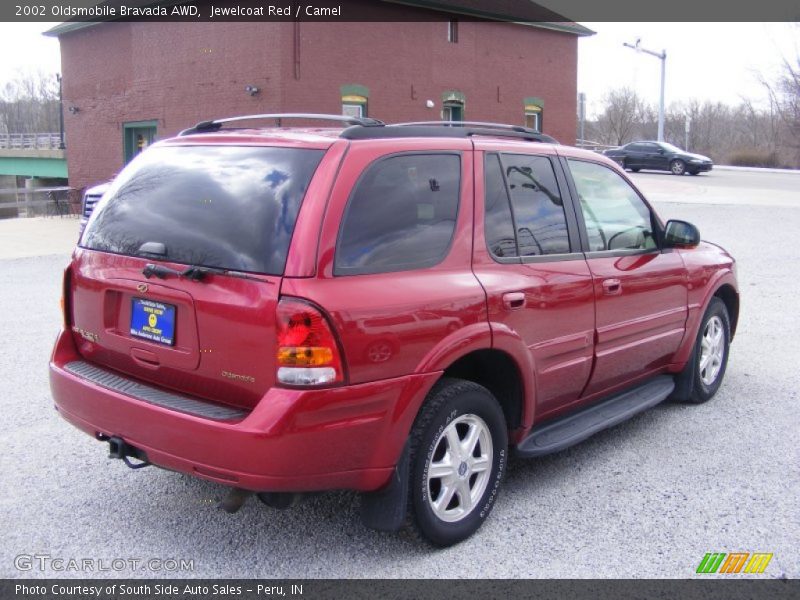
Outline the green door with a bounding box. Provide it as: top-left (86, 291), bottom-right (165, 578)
top-left (123, 121), bottom-right (158, 164)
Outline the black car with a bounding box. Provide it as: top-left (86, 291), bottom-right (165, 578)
top-left (603, 141), bottom-right (713, 175)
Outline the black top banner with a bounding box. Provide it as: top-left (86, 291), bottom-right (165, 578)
top-left (3, 0), bottom-right (800, 25)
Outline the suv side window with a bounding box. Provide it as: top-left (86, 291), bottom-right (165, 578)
top-left (484, 153), bottom-right (571, 258)
top-left (502, 153), bottom-right (571, 256)
top-left (568, 159), bottom-right (657, 252)
top-left (484, 153), bottom-right (518, 258)
top-left (335, 153), bottom-right (461, 275)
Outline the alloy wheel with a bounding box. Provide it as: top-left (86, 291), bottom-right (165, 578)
top-left (426, 414), bottom-right (493, 523)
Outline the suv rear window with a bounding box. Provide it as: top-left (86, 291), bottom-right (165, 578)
top-left (81, 145), bottom-right (324, 275)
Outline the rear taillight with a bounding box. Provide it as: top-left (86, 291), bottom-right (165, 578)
top-left (61, 265), bottom-right (73, 328)
top-left (276, 297), bottom-right (344, 386)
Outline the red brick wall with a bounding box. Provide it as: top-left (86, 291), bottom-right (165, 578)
top-left (59, 20), bottom-right (578, 188)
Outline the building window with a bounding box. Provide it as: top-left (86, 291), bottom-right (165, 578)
top-left (442, 101), bottom-right (464, 122)
top-left (123, 120), bottom-right (157, 164)
top-left (341, 84), bottom-right (369, 119)
top-left (342, 102), bottom-right (365, 118)
top-left (441, 91), bottom-right (465, 122)
top-left (524, 110), bottom-right (540, 132)
top-left (447, 20), bottom-right (458, 43)
top-left (523, 97), bottom-right (544, 132)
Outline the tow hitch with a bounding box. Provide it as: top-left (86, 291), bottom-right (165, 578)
top-left (97, 433), bottom-right (151, 470)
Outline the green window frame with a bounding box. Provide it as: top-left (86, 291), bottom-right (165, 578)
top-left (123, 120), bottom-right (158, 164)
top-left (341, 84), bottom-right (369, 118)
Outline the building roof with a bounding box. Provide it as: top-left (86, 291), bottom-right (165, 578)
top-left (44, 0), bottom-right (593, 37)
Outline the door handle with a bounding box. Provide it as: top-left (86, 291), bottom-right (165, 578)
top-left (602, 278), bottom-right (622, 295)
top-left (502, 292), bottom-right (526, 310)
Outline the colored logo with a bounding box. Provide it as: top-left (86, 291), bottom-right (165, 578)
top-left (696, 552), bottom-right (773, 574)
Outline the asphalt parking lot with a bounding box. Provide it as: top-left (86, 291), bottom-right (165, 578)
top-left (1, 168), bottom-right (798, 579)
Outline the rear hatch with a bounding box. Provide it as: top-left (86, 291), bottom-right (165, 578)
top-left (70, 142), bottom-right (326, 410)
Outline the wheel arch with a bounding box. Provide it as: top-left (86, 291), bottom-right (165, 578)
top-left (714, 283), bottom-right (739, 339)
top-left (440, 348), bottom-right (525, 433)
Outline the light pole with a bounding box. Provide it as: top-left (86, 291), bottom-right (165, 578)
top-left (623, 38), bottom-right (666, 142)
top-left (685, 114), bottom-right (691, 151)
top-left (56, 73), bottom-right (65, 150)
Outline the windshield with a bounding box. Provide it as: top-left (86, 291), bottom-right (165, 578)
top-left (81, 145), bottom-right (324, 276)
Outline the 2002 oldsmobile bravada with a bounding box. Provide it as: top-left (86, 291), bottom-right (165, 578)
top-left (50, 114), bottom-right (738, 546)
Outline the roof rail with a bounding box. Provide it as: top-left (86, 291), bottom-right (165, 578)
top-left (179, 113), bottom-right (385, 136)
top-left (341, 121), bottom-right (559, 144)
top-left (394, 120), bottom-right (536, 133)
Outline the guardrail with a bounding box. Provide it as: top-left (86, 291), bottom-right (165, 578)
top-left (0, 186), bottom-right (80, 219)
top-left (575, 140), bottom-right (617, 153)
top-left (0, 133), bottom-right (63, 150)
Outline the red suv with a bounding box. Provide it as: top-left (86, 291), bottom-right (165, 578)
top-left (50, 115), bottom-right (738, 546)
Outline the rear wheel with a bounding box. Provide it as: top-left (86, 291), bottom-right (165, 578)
top-left (672, 298), bottom-right (730, 403)
top-left (670, 159), bottom-right (687, 175)
top-left (407, 378), bottom-right (507, 546)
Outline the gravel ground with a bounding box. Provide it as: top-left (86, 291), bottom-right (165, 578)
top-left (0, 170), bottom-right (797, 579)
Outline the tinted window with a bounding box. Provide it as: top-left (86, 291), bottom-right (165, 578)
top-left (568, 159), bottom-right (657, 252)
top-left (503, 154), bottom-right (570, 256)
top-left (335, 154), bottom-right (460, 275)
top-left (81, 145), bottom-right (324, 275)
top-left (484, 153), bottom-right (517, 258)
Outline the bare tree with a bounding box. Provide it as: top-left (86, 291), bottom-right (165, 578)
top-left (592, 87), bottom-right (647, 146)
top-left (0, 70), bottom-right (60, 134)
top-left (762, 53), bottom-right (800, 165)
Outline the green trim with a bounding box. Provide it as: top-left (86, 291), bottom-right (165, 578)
top-left (123, 120), bottom-right (159, 129)
top-left (442, 91), bottom-right (466, 104)
top-left (0, 157), bottom-right (68, 178)
top-left (524, 96), bottom-right (544, 108)
top-left (340, 84), bottom-right (370, 98)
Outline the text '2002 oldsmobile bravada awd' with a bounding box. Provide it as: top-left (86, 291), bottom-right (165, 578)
top-left (50, 114), bottom-right (738, 546)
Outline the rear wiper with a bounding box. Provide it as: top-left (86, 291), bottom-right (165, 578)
top-left (142, 263), bottom-right (268, 283)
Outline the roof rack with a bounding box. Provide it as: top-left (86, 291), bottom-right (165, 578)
top-left (340, 121), bottom-right (559, 144)
top-left (179, 113), bottom-right (385, 136)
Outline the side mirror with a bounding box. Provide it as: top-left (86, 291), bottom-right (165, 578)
top-left (664, 220), bottom-right (700, 248)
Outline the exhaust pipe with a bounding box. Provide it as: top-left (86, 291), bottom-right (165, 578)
top-left (104, 435), bottom-right (151, 470)
top-left (218, 488), bottom-right (253, 514)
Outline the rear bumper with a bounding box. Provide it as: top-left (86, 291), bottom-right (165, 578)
top-left (50, 329), bottom-right (439, 492)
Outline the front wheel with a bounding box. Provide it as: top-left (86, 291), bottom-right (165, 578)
top-left (407, 378), bottom-right (507, 546)
top-left (670, 159), bottom-right (687, 175)
top-left (672, 297), bottom-right (731, 403)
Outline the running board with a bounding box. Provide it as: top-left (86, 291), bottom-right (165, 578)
top-left (516, 376), bottom-right (675, 458)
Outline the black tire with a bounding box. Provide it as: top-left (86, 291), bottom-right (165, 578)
top-left (671, 297), bottom-right (731, 403)
top-left (407, 378), bottom-right (507, 546)
top-left (670, 159), bottom-right (687, 175)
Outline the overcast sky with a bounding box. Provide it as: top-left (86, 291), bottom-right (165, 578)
top-left (0, 21), bottom-right (797, 118)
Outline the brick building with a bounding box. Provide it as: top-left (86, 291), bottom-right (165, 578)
top-left (47, 6), bottom-right (590, 188)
